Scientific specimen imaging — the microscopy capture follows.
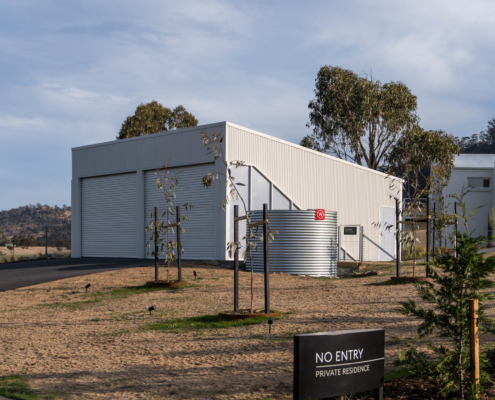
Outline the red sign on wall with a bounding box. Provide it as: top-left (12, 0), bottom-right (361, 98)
top-left (316, 209), bottom-right (325, 220)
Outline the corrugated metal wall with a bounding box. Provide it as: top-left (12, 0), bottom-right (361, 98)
top-left (247, 210), bottom-right (338, 276)
top-left (144, 164), bottom-right (216, 260)
top-left (226, 123), bottom-right (402, 261)
top-left (72, 123), bottom-right (224, 178)
top-left (72, 123), bottom-right (228, 258)
top-left (81, 173), bottom-right (137, 257)
top-left (72, 121), bottom-right (402, 261)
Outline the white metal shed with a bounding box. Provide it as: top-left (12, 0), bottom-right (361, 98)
top-left (71, 122), bottom-right (402, 261)
top-left (440, 154), bottom-right (495, 242)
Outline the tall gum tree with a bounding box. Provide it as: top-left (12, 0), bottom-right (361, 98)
top-left (117, 101), bottom-right (198, 140)
top-left (302, 66), bottom-right (418, 170)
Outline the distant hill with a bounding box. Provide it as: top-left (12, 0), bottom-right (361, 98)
top-left (0, 204), bottom-right (71, 248)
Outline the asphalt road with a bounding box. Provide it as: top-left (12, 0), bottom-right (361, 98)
top-left (0, 258), bottom-right (152, 291)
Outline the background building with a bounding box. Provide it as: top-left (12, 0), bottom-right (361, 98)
top-left (71, 122), bottom-right (402, 262)
top-left (440, 154), bottom-right (495, 241)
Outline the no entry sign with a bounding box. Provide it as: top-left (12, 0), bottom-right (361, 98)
top-left (294, 329), bottom-right (384, 400)
top-left (315, 209), bottom-right (325, 220)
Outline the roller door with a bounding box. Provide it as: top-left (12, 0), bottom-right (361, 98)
top-left (145, 164), bottom-right (215, 260)
top-left (81, 173), bottom-right (137, 257)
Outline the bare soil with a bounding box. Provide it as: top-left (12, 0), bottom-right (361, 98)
top-left (0, 261), bottom-right (494, 399)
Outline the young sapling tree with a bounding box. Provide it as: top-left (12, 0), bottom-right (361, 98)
top-left (200, 131), bottom-right (278, 313)
top-left (146, 164), bottom-right (192, 282)
top-left (396, 194), bottom-right (495, 399)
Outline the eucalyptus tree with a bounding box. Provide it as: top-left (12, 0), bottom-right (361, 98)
top-left (302, 66), bottom-right (418, 170)
top-left (386, 126), bottom-right (460, 274)
top-left (117, 101), bottom-right (198, 139)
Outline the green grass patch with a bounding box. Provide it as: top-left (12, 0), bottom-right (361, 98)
top-left (86, 284), bottom-right (198, 301)
top-left (0, 375), bottom-right (54, 400)
top-left (384, 367), bottom-right (413, 382)
top-left (371, 279), bottom-right (432, 286)
top-left (371, 279), bottom-right (415, 286)
top-left (147, 314), bottom-right (282, 332)
top-left (311, 276), bottom-right (337, 280)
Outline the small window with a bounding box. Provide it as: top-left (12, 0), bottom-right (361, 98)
top-left (468, 177), bottom-right (490, 188)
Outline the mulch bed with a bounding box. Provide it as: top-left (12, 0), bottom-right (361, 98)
top-left (330, 375), bottom-right (495, 399)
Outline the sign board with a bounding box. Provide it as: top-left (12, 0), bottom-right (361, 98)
top-left (315, 209), bottom-right (325, 221)
top-left (294, 329), bottom-right (384, 400)
top-left (344, 227), bottom-right (357, 235)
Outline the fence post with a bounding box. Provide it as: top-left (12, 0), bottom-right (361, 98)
top-left (426, 197), bottom-right (430, 277)
top-left (45, 222), bottom-right (48, 255)
top-left (176, 205), bottom-right (182, 282)
top-left (263, 203), bottom-right (270, 314)
top-left (337, 226), bottom-right (341, 262)
top-left (359, 226), bottom-right (363, 262)
top-left (396, 198), bottom-right (400, 278)
top-left (488, 213), bottom-right (492, 247)
top-left (432, 203), bottom-right (436, 259)
top-left (234, 205), bottom-right (239, 313)
top-left (154, 207), bottom-right (159, 281)
top-left (455, 202), bottom-right (458, 258)
top-left (469, 299), bottom-right (480, 397)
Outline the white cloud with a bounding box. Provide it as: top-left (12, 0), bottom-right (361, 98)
top-left (0, 114), bottom-right (47, 129)
top-left (1, 0), bottom-right (495, 209)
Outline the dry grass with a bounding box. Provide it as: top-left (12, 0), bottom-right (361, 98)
top-left (0, 246), bottom-right (69, 256)
top-left (0, 247), bottom-right (70, 263)
top-left (0, 261), bottom-right (494, 399)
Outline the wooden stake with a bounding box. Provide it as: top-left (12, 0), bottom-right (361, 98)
top-left (234, 205), bottom-right (239, 313)
top-left (426, 198), bottom-right (430, 278)
top-left (176, 205), bottom-right (181, 283)
top-left (154, 207), bottom-right (159, 281)
top-left (469, 298), bottom-right (480, 396)
top-left (396, 198), bottom-right (400, 278)
top-left (263, 204), bottom-right (270, 314)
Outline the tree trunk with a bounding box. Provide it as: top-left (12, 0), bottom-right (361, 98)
top-left (459, 334), bottom-right (464, 399)
top-left (167, 210), bottom-right (170, 282)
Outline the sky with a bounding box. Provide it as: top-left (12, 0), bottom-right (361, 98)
top-left (1, 0), bottom-right (494, 211)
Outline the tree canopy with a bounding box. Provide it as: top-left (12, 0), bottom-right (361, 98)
top-left (117, 101), bottom-right (198, 140)
top-left (387, 126), bottom-right (460, 199)
top-left (458, 118), bottom-right (495, 154)
top-left (301, 66), bottom-right (418, 170)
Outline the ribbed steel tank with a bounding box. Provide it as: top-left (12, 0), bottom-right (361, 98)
top-left (246, 210), bottom-right (338, 277)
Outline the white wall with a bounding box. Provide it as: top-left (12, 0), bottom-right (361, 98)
top-left (71, 123), bottom-right (228, 258)
top-left (71, 121), bottom-right (403, 261)
top-left (442, 167), bottom-right (495, 240)
top-left (225, 123), bottom-right (402, 261)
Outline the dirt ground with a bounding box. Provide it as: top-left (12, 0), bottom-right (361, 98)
top-left (0, 261), bottom-right (494, 399)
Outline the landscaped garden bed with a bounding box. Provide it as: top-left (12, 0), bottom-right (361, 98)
top-left (1, 260), bottom-right (495, 399)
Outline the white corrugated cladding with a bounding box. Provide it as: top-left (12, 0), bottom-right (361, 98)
top-left (81, 173), bottom-right (137, 257)
top-left (144, 164), bottom-right (216, 260)
top-left (226, 123), bottom-right (402, 261)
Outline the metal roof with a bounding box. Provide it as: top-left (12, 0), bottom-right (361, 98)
top-left (454, 154), bottom-right (495, 169)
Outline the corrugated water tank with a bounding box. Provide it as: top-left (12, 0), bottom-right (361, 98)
top-left (246, 210), bottom-right (338, 277)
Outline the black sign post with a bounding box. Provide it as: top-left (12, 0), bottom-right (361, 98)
top-left (294, 329), bottom-right (384, 400)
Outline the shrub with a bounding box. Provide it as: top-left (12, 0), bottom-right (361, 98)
top-left (397, 233), bottom-right (495, 398)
